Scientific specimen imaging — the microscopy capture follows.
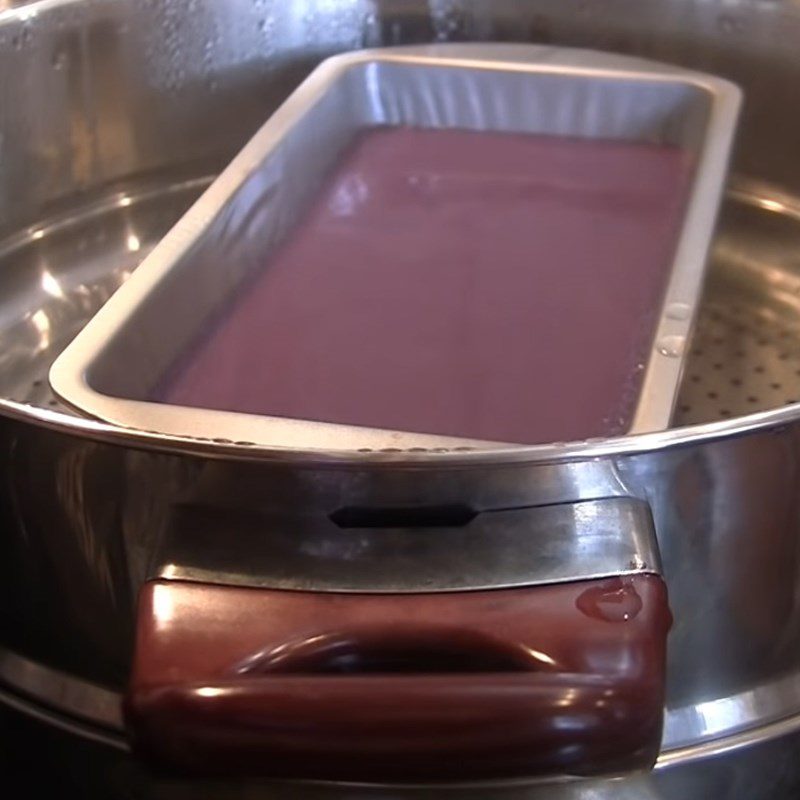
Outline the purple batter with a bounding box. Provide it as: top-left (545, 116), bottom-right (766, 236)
top-left (157, 128), bottom-right (692, 444)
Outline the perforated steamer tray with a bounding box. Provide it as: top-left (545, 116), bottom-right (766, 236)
top-left (49, 45), bottom-right (741, 451)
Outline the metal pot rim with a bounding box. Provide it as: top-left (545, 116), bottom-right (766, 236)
top-left (2, 397), bottom-right (795, 466)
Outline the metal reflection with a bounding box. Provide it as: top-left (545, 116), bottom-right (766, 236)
top-left (30, 308), bottom-right (50, 351)
top-left (41, 270), bottom-right (65, 298)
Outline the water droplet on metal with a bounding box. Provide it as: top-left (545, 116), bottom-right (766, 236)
top-left (666, 302), bottom-right (691, 321)
top-left (576, 579), bottom-right (643, 623)
top-left (657, 335), bottom-right (686, 357)
top-left (51, 50), bottom-right (67, 70)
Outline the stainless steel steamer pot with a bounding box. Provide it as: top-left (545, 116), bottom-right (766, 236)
top-left (0, 0), bottom-right (799, 797)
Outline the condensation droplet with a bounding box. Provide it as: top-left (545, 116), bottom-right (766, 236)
top-left (576, 579), bottom-right (643, 623)
top-left (657, 335), bottom-right (686, 357)
top-left (666, 302), bottom-right (691, 321)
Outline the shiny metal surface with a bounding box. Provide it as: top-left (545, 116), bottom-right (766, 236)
top-left (676, 179), bottom-right (800, 424)
top-left (0, 175), bottom-right (213, 415)
top-left (0, 0), bottom-right (798, 796)
top-left (49, 44), bottom-right (739, 449)
top-left (155, 497), bottom-right (661, 592)
top-left (0, 646), bottom-right (123, 743)
top-left (661, 670), bottom-right (800, 751)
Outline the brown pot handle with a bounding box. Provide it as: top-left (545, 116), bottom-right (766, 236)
top-left (126, 575), bottom-right (670, 782)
